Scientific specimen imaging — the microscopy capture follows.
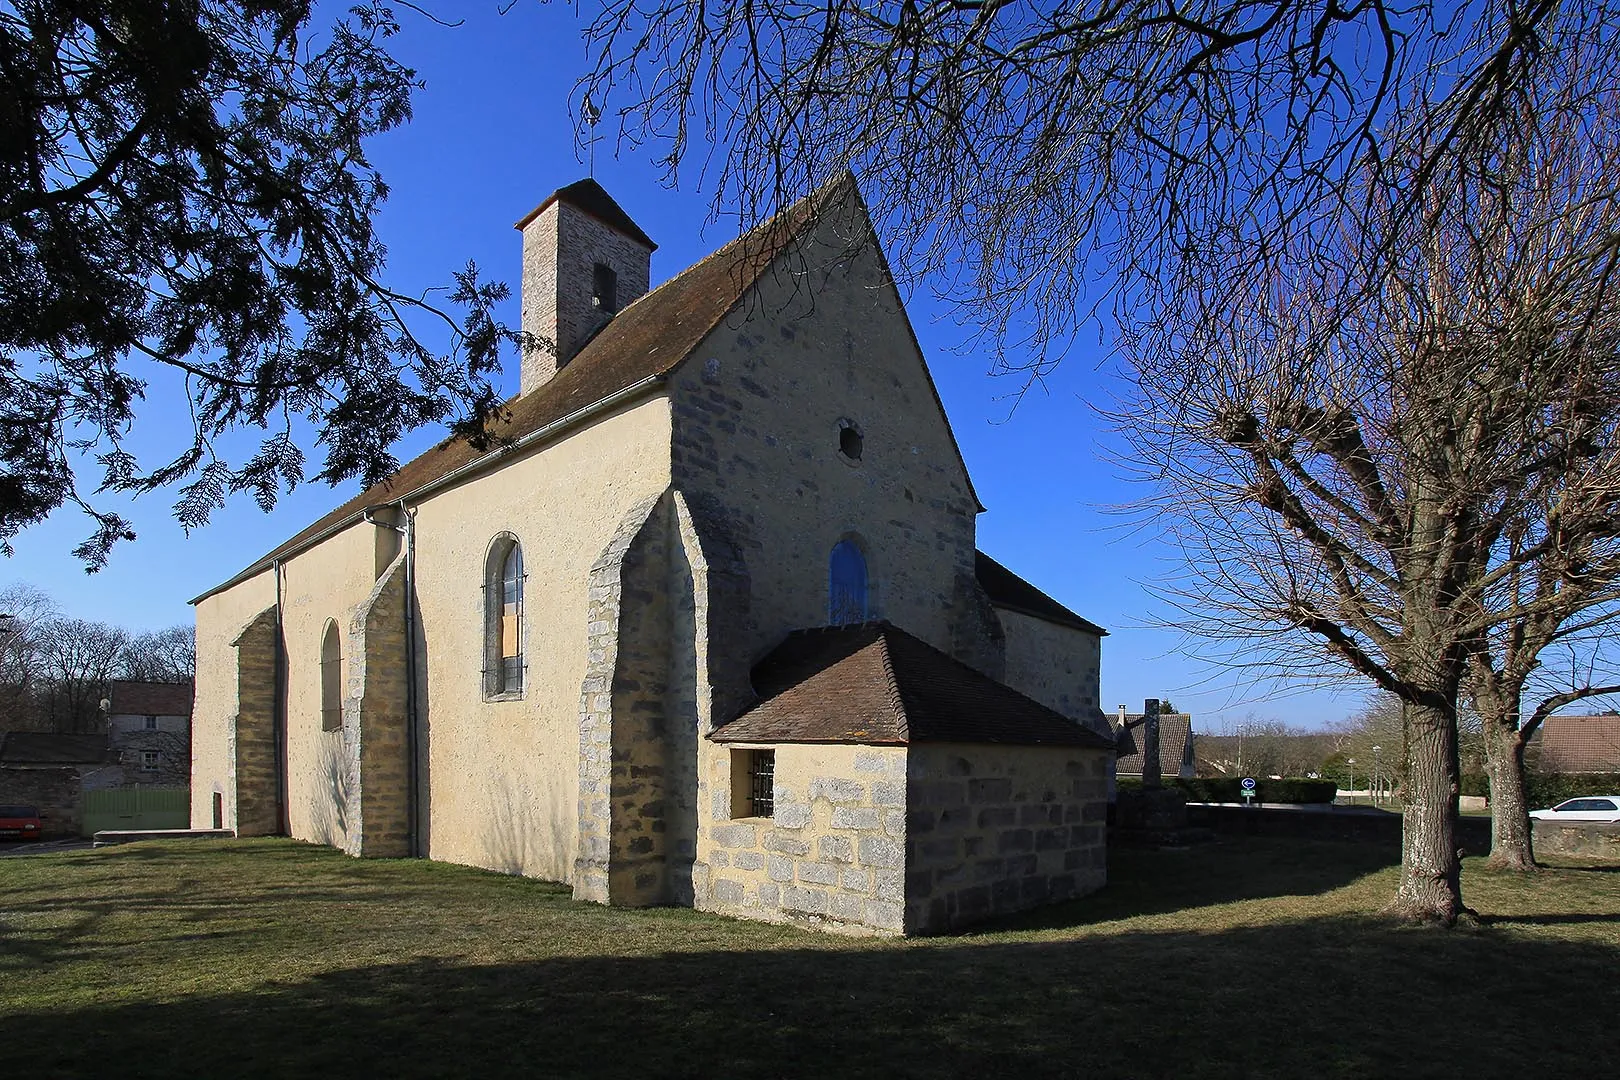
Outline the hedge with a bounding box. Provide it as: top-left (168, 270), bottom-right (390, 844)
top-left (1117, 776), bottom-right (1339, 804)
top-left (1460, 772), bottom-right (1620, 808)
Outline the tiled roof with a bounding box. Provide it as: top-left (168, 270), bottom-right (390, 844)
top-left (1113, 714), bottom-right (1195, 777)
top-left (1537, 714), bottom-right (1620, 774)
top-left (107, 680), bottom-right (194, 717)
top-left (195, 176), bottom-right (850, 603)
top-left (710, 622), bottom-right (1114, 748)
top-left (513, 178), bottom-right (658, 250)
top-left (0, 732), bottom-right (115, 765)
top-left (975, 552), bottom-right (1107, 636)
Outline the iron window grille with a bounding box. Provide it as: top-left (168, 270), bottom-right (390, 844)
top-left (749, 750), bottom-right (775, 818)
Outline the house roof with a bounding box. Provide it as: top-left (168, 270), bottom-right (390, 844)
top-left (710, 622), bottom-right (1114, 748)
top-left (0, 732), bottom-right (115, 765)
top-left (975, 551), bottom-right (1107, 636)
top-left (195, 172), bottom-right (986, 605)
top-left (108, 680), bottom-right (193, 717)
top-left (1113, 714), bottom-right (1195, 775)
top-left (195, 176), bottom-right (854, 603)
top-left (1537, 714), bottom-right (1620, 774)
top-left (513, 178), bottom-right (658, 250)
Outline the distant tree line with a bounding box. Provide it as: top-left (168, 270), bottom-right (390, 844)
top-left (0, 584), bottom-right (194, 735)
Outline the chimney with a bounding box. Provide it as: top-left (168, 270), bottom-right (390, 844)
top-left (1117, 704), bottom-right (1127, 725)
top-left (514, 179), bottom-right (655, 394)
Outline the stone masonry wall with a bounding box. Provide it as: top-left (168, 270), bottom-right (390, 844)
top-left (0, 767), bottom-right (81, 837)
top-left (996, 609), bottom-right (1105, 729)
top-left (666, 185), bottom-right (985, 670)
top-left (231, 605), bottom-right (281, 837)
top-left (577, 493), bottom-right (668, 905)
top-left (520, 199), bottom-right (653, 391)
top-left (701, 743), bottom-right (908, 935)
top-left (905, 743), bottom-right (1109, 933)
top-left (343, 550), bottom-right (412, 857)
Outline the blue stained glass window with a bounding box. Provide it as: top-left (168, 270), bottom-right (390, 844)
top-left (829, 540), bottom-right (868, 624)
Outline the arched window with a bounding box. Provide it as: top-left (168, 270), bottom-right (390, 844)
top-left (485, 536), bottom-right (525, 696)
top-left (320, 620), bottom-right (342, 731)
top-left (828, 539), bottom-right (869, 624)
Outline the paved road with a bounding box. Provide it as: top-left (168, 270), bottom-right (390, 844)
top-left (0, 839), bottom-right (92, 857)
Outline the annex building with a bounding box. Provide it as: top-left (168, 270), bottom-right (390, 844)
top-left (191, 175), bottom-right (1113, 934)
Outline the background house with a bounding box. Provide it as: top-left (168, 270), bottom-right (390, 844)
top-left (105, 679), bottom-right (193, 787)
top-left (1113, 707), bottom-right (1197, 780)
top-left (1534, 714), bottom-right (1620, 774)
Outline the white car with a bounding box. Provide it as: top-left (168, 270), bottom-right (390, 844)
top-left (1529, 796), bottom-right (1620, 823)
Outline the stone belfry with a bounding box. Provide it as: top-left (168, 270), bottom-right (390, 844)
top-left (514, 178), bottom-right (656, 394)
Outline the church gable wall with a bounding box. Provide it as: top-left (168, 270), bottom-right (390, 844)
top-left (667, 200), bottom-right (980, 665)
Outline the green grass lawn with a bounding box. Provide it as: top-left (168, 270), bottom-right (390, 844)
top-left (2, 837), bottom-right (1617, 1078)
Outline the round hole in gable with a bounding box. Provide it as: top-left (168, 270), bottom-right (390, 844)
top-left (838, 420), bottom-right (864, 462)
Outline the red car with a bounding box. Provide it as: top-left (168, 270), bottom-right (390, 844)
top-left (0, 804), bottom-right (44, 841)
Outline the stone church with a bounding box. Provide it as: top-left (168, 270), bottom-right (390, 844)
top-left (190, 174), bottom-right (1113, 935)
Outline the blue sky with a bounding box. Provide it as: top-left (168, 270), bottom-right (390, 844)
top-left (0, 2), bottom-right (1371, 731)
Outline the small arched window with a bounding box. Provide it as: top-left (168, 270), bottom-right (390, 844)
top-left (828, 539), bottom-right (869, 624)
top-left (320, 620), bottom-right (342, 731)
top-left (485, 536), bottom-right (525, 697)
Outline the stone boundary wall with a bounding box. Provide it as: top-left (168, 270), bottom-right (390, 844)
top-left (905, 744), bottom-right (1108, 933)
top-left (1185, 804), bottom-right (1492, 853)
top-left (700, 743), bottom-right (908, 934)
top-left (1532, 819), bottom-right (1620, 860)
top-left (0, 767), bottom-right (81, 837)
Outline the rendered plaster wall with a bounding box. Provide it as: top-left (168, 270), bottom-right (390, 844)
top-left (410, 394), bottom-right (672, 881)
top-left (997, 610), bottom-right (1104, 725)
top-left (666, 191), bottom-right (983, 667)
top-left (276, 519), bottom-right (386, 850)
top-left (191, 574), bottom-right (276, 830)
top-left (699, 742), bottom-right (910, 934)
top-left (905, 743), bottom-right (1109, 932)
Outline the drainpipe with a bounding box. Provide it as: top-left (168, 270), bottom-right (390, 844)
top-left (272, 558), bottom-right (289, 835)
top-left (365, 502), bottom-right (421, 858)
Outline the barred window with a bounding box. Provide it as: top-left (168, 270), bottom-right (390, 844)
top-left (485, 536), bottom-right (526, 697)
top-left (731, 748), bottom-right (775, 818)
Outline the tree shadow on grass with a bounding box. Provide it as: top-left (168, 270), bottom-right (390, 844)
top-left (6, 915), bottom-right (1618, 1080)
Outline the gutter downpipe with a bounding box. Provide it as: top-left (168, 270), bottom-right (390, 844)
top-left (272, 558), bottom-right (289, 836)
top-left (365, 502), bottom-right (421, 858)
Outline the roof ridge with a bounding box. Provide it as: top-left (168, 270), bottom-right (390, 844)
top-left (871, 624), bottom-right (910, 742)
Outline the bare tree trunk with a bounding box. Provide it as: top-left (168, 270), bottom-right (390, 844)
top-left (1391, 700), bottom-right (1466, 924)
top-left (1483, 720), bottom-right (1537, 871)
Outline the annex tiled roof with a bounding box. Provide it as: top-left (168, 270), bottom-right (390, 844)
top-left (107, 680), bottom-right (194, 718)
top-left (195, 177), bottom-right (850, 603)
top-left (975, 552), bottom-right (1107, 636)
top-left (0, 732), bottom-right (115, 765)
top-left (513, 178), bottom-right (658, 250)
top-left (1113, 714), bottom-right (1195, 777)
top-left (1536, 714), bottom-right (1620, 774)
top-left (710, 622), bottom-right (1114, 748)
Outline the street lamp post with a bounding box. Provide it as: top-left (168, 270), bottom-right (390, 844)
top-left (1347, 759), bottom-right (1357, 804)
top-left (1371, 746), bottom-right (1382, 805)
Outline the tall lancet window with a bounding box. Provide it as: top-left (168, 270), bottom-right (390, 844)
top-left (485, 535), bottom-right (526, 697)
top-left (320, 620), bottom-right (342, 731)
top-left (828, 539), bottom-right (869, 625)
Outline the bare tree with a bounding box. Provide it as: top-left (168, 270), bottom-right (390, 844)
top-left (0, 582), bottom-right (56, 729)
top-left (574, 0), bottom-right (1619, 371)
top-left (35, 618), bottom-right (128, 734)
top-left (1115, 69), bottom-right (1620, 921)
top-left (119, 625), bottom-right (197, 685)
